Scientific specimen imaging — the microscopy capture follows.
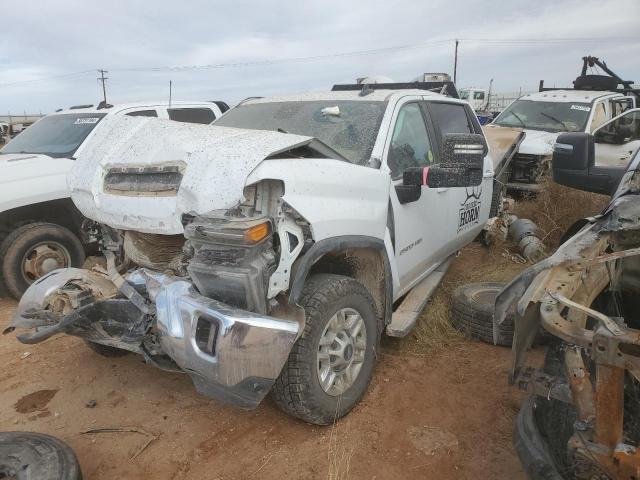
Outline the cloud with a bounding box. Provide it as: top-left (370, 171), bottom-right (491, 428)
top-left (0, 0), bottom-right (638, 113)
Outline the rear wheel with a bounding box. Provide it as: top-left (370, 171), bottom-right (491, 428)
top-left (272, 274), bottom-right (379, 425)
top-left (0, 222), bottom-right (85, 299)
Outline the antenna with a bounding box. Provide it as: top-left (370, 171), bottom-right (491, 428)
top-left (169, 80), bottom-right (172, 107)
top-left (97, 69), bottom-right (109, 104)
top-left (453, 39), bottom-right (459, 84)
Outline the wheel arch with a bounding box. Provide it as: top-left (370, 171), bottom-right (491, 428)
top-left (288, 236), bottom-right (393, 333)
top-left (0, 198), bottom-right (86, 239)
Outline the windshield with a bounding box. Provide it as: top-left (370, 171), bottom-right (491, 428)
top-left (0, 113), bottom-right (107, 158)
top-left (459, 90), bottom-right (469, 100)
top-left (214, 100), bottom-right (386, 164)
top-left (493, 99), bottom-right (591, 133)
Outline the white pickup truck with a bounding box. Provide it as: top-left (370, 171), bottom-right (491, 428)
top-left (488, 88), bottom-right (636, 191)
top-left (7, 83), bottom-right (504, 424)
top-left (0, 101), bottom-right (228, 299)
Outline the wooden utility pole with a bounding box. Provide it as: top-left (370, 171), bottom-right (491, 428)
top-left (453, 39), bottom-right (459, 84)
top-left (97, 69), bottom-right (109, 104)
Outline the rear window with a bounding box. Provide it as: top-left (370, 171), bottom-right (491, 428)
top-left (126, 110), bottom-right (158, 117)
top-left (429, 103), bottom-right (474, 135)
top-left (168, 108), bottom-right (216, 124)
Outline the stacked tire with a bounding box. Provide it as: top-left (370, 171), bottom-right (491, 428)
top-left (451, 282), bottom-right (515, 346)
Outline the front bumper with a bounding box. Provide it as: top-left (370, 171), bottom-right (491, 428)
top-left (7, 268), bottom-right (301, 409)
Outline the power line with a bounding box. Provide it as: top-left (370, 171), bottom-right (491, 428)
top-left (0, 35), bottom-right (638, 87)
top-left (0, 69), bottom-right (94, 87)
top-left (109, 35), bottom-right (640, 73)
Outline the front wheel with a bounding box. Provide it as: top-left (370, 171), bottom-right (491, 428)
top-left (272, 274), bottom-right (379, 425)
top-left (0, 222), bottom-right (85, 299)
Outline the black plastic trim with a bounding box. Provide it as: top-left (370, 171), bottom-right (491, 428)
top-left (288, 235), bottom-right (393, 327)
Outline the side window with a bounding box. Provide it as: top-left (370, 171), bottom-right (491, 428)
top-left (387, 103), bottom-right (434, 179)
top-left (168, 108), bottom-right (216, 124)
top-left (429, 103), bottom-right (474, 136)
top-left (473, 91), bottom-right (485, 100)
top-left (126, 110), bottom-right (158, 117)
top-left (590, 102), bottom-right (607, 132)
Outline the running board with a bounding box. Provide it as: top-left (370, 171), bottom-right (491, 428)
top-left (386, 256), bottom-right (453, 337)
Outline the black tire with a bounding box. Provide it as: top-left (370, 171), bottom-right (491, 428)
top-left (0, 431), bottom-right (82, 480)
top-left (271, 274), bottom-right (379, 425)
top-left (573, 74), bottom-right (618, 91)
top-left (533, 343), bottom-right (578, 477)
top-left (451, 282), bottom-right (514, 346)
top-left (536, 342), bottom-right (640, 476)
top-left (0, 222), bottom-right (85, 300)
top-left (84, 341), bottom-right (130, 358)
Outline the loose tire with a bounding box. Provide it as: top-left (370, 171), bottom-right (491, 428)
top-left (272, 274), bottom-right (379, 425)
top-left (451, 282), bottom-right (514, 346)
top-left (0, 222), bottom-right (85, 300)
top-left (573, 74), bottom-right (618, 91)
top-left (84, 341), bottom-right (130, 358)
top-left (0, 431), bottom-right (82, 480)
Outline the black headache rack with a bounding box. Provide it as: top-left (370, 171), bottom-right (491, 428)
top-left (331, 81), bottom-right (460, 99)
top-left (538, 56), bottom-right (640, 100)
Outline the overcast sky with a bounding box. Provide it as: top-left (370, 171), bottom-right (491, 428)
top-left (1, 0), bottom-right (639, 114)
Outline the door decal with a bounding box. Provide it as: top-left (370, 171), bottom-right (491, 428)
top-left (457, 186), bottom-right (482, 233)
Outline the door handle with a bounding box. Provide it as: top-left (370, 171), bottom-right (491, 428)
top-left (436, 188), bottom-right (448, 193)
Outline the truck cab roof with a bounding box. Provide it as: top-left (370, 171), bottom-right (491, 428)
top-left (243, 89), bottom-right (466, 105)
top-left (516, 90), bottom-right (623, 104)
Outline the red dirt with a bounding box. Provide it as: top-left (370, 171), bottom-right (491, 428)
top-left (0, 247), bottom-right (534, 479)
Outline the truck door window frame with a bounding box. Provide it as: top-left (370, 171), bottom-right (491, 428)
top-left (386, 101), bottom-right (439, 180)
top-left (423, 101), bottom-right (481, 146)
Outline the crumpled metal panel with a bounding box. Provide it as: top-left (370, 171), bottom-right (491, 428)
top-left (69, 115), bottom-right (316, 234)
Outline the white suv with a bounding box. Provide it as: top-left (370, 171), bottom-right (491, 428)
top-left (0, 101), bottom-right (228, 298)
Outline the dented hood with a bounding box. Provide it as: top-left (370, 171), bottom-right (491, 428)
top-left (69, 115), bottom-right (317, 234)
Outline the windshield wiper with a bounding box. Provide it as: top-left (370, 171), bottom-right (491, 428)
top-left (507, 111), bottom-right (526, 128)
top-left (540, 112), bottom-right (569, 131)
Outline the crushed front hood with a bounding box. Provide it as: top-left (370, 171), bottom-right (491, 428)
top-left (517, 129), bottom-right (561, 156)
top-left (69, 115), bottom-right (315, 234)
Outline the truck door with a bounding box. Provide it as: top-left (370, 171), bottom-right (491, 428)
top-left (593, 108), bottom-right (640, 169)
top-left (384, 99), bottom-right (452, 294)
top-left (425, 101), bottom-right (493, 251)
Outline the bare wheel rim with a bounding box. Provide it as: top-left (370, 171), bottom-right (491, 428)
top-left (317, 307), bottom-right (367, 396)
top-left (21, 241), bottom-right (71, 283)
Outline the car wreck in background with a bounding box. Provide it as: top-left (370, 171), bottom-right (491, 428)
top-left (488, 56), bottom-right (639, 193)
top-left (495, 125), bottom-right (640, 478)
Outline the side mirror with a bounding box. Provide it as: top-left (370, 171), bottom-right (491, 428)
top-left (428, 133), bottom-right (485, 188)
top-left (552, 132), bottom-right (624, 195)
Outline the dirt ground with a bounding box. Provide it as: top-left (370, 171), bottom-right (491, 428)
top-left (0, 242), bottom-right (539, 480)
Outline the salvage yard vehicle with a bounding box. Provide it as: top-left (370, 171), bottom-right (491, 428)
top-left (495, 131), bottom-right (640, 478)
top-left (5, 81), bottom-right (519, 425)
top-left (0, 101), bottom-right (229, 299)
top-left (488, 56), bottom-right (638, 193)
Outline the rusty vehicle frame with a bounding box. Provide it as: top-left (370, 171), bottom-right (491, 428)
top-left (495, 148), bottom-right (640, 479)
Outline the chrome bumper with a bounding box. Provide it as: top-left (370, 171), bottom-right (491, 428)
top-left (8, 268), bottom-right (301, 409)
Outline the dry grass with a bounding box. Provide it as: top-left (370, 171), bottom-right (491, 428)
top-left (387, 179), bottom-right (609, 356)
top-left (326, 412), bottom-right (355, 480)
top-left (512, 178), bottom-right (609, 248)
